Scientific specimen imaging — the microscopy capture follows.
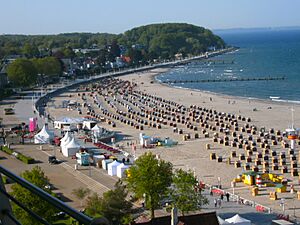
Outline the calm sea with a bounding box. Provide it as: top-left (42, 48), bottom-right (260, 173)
top-left (156, 28), bottom-right (300, 103)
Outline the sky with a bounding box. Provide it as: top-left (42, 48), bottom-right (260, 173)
top-left (1, 0), bottom-right (300, 35)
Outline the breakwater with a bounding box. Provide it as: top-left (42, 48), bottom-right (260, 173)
top-left (162, 76), bottom-right (285, 84)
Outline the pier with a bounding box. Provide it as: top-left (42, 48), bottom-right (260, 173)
top-left (203, 59), bottom-right (235, 64)
top-left (161, 76), bottom-right (285, 84)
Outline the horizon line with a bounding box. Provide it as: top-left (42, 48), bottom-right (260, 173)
top-left (1, 24), bottom-right (300, 36)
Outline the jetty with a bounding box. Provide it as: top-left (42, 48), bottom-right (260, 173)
top-left (162, 76), bottom-right (285, 84)
top-left (203, 59), bottom-right (235, 64)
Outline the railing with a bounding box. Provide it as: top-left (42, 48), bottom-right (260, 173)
top-left (0, 165), bottom-right (108, 225)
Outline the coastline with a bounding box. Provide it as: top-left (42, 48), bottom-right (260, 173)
top-left (2, 48), bottom-right (300, 218)
top-left (154, 72), bottom-right (298, 108)
top-left (124, 68), bottom-right (300, 131)
top-left (2, 68), bottom-right (300, 217)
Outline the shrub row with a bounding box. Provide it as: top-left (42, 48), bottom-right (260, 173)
top-left (16, 153), bottom-right (35, 164)
top-left (0, 146), bottom-right (35, 164)
top-left (1, 146), bottom-right (13, 154)
top-left (2, 175), bottom-right (7, 184)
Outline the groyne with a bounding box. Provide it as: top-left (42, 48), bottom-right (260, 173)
top-left (162, 76), bottom-right (285, 84)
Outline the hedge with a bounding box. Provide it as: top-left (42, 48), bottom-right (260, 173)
top-left (0, 146), bottom-right (35, 164)
top-left (2, 175), bottom-right (7, 184)
top-left (16, 154), bottom-right (35, 164)
top-left (1, 146), bottom-right (13, 154)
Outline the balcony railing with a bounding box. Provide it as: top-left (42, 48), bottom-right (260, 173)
top-left (0, 165), bottom-right (108, 225)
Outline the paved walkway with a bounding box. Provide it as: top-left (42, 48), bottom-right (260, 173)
top-left (202, 189), bottom-right (278, 225)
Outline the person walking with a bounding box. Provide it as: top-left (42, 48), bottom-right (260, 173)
top-left (226, 192), bottom-right (230, 202)
top-left (218, 198), bottom-right (222, 208)
top-left (214, 199), bottom-right (217, 208)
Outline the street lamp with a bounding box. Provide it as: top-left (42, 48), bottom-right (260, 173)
top-left (280, 198), bottom-right (285, 214)
top-left (89, 161), bottom-right (92, 177)
top-left (218, 177), bottom-right (222, 189)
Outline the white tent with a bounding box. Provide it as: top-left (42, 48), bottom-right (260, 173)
top-left (54, 117), bottom-right (84, 131)
top-left (34, 125), bottom-right (54, 144)
top-left (62, 137), bottom-right (81, 157)
top-left (102, 159), bottom-right (113, 170)
top-left (217, 216), bottom-right (231, 225)
top-left (83, 120), bottom-right (97, 130)
top-left (116, 163), bottom-right (130, 178)
top-left (93, 154), bottom-right (105, 164)
top-left (92, 124), bottom-right (104, 137)
top-left (60, 134), bottom-right (72, 152)
top-left (225, 214), bottom-right (251, 225)
top-left (107, 160), bottom-right (121, 176)
top-left (60, 131), bottom-right (71, 144)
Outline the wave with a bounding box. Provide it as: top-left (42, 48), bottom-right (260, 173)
top-left (271, 99), bottom-right (300, 104)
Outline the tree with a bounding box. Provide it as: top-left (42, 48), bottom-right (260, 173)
top-left (110, 40), bottom-right (121, 58)
top-left (126, 48), bottom-right (143, 65)
top-left (10, 166), bottom-right (58, 225)
top-left (72, 187), bottom-right (90, 207)
top-left (22, 43), bottom-right (39, 58)
top-left (126, 152), bottom-right (173, 218)
top-left (85, 180), bottom-right (133, 225)
top-left (85, 192), bottom-right (103, 217)
top-left (7, 58), bottom-right (38, 87)
top-left (170, 169), bottom-right (208, 216)
top-left (39, 57), bottom-right (62, 76)
top-left (63, 47), bottom-right (75, 59)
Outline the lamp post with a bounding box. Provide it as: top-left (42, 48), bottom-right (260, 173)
top-left (89, 162), bottom-right (92, 177)
top-left (280, 198), bottom-right (285, 214)
top-left (218, 177), bottom-right (221, 189)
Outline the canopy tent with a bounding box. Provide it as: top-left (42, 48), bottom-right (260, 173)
top-left (60, 131), bottom-right (71, 143)
top-left (34, 125), bottom-right (54, 144)
top-left (102, 159), bottom-right (113, 170)
top-left (92, 124), bottom-right (104, 137)
top-left (83, 120), bottom-right (97, 130)
top-left (217, 216), bottom-right (231, 225)
top-left (60, 134), bottom-right (72, 149)
top-left (116, 163), bottom-right (130, 178)
top-left (225, 214), bottom-right (251, 225)
top-left (62, 137), bottom-right (81, 157)
top-left (107, 160), bottom-right (121, 176)
top-left (54, 117), bottom-right (86, 131)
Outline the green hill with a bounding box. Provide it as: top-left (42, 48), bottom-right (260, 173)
top-left (0, 23), bottom-right (225, 60)
top-left (118, 23), bottom-right (225, 59)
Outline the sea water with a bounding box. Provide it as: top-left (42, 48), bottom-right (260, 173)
top-left (156, 28), bottom-right (300, 102)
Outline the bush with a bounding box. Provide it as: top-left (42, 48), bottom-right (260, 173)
top-left (0, 146), bottom-right (35, 164)
top-left (2, 175), bottom-right (7, 184)
top-left (16, 154), bottom-right (35, 164)
top-left (1, 146), bottom-right (13, 154)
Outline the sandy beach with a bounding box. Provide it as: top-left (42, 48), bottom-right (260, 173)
top-left (2, 67), bottom-right (300, 219)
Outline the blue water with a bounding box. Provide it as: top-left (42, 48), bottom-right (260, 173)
top-left (156, 28), bottom-right (300, 102)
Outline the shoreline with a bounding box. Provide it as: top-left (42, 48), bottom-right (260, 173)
top-left (152, 70), bottom-right (298, 109)
top-left (2, 48), bottom-right (300, 219)
top-left (124, 69), bottom-right (300, 131)
top-left (2, 68), bottom-right (300, 218)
